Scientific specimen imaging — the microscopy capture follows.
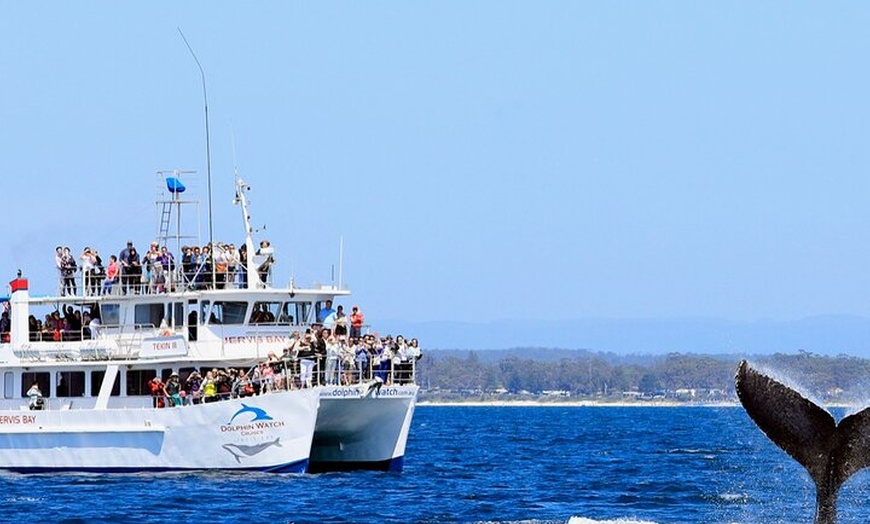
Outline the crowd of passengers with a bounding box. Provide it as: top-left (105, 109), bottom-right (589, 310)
top-left (10, 306), bottom-right (101, 342)
top-left (55, 238), bottom-right (276, 296)
top-left (150, 332), bottom-right (422, 408)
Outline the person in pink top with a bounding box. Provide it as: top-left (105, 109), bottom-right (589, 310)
top-left (102, 255), bottom-right (121, 295)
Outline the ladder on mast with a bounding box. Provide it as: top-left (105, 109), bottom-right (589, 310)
top-left (155, 169), bottom-right (200, 253)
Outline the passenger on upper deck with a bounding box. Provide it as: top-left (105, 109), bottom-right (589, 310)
top-left (119, 242), bottom-right (142, 295)
top-left (213, 243), bottom-right (230, 289)
top-left (153, 262), bottom-right (167, 294)
top-left (255, 240), bottom-right (274, 286)
top-left (237, 244), bottom-right (248, 289)
top-left (79, 247), bottom-right (97, 296)
top-left (59, 246), bottom-right (78, 296)
top-left (225, 243), bottom-right (239, 288)
top-left (318, 300), bottom-right (335, 324)
top-left (334, 305), bottom-right (348, 336)
top-left (350, 305), bottom-right (364, 339)
top-left (54, 246), bottom-right (64, 293)
top-left (181, 246), bottom-right (196, 288)
top-left (198, 244), bottom-right (213, 289)
top-left (158, 246), bottom-right (175, 288)
top-left (102, 255), bottom-right (120, 295)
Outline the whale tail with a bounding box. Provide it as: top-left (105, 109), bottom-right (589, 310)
top-left (735, 360), bottom-right (870, 523)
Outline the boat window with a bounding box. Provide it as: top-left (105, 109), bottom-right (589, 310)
top-left (21, 372), bottom-right (50, 398)
top-left (251, 301), bottom-right (280, 324)
top-left (90, 370), bottom-right (121, 397)
top-left (126, 369), bottom-right (157, 396)
top-left (294, 302), bottom-right (312, 325)
top-left (134, 303), bottom-right (165, 329)
top-left (101, 303), bottom-right (120, 327)
top-left (56, 371), bottom-right (85, 397)
top-left (278, 302), bottom-right (296, 325)
top-left (173, 302), bottom-right (184, 328)
top-left (3, 372), bottom-right (12, 399)
top-left (200, 301), bottom-right (210, 325)
top-left (210, 301), bottom-right (247, 325)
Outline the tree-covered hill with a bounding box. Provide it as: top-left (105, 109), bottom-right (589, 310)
top-left (417, 349), bottom-right (870, 403)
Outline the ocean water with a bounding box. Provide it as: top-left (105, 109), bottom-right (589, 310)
top-left (5, 405), bottom-right (870, 523)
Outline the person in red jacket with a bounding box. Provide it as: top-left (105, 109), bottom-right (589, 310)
top-left (149, 376), bottom-right (165, 408)
top-left (350, 305), bottom-right (365, 339)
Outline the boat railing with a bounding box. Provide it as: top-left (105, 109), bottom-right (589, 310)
top-left (59, 262), bottom-right (268, 298)
top-left (15, 323), bottom-right (156, 362)
top-left (228, 350), bottom-right (420, 393)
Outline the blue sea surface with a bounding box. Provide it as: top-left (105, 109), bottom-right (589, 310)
top-left (6, 405), bottom-right (870, 523)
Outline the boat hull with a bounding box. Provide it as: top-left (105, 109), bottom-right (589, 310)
top-left (310, 384), bottom-right (418, 472)
top-left (0, 389), bottom-right (320, 473)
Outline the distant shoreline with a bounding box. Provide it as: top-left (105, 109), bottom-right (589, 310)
top-left (418, 400), bottom-right (865, 409)
top-left (417, 400), bottom-right (741, 408)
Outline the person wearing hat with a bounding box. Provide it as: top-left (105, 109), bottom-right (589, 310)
top-left (149, 376), bottom-right (165, 408)
top-left (27, 382), bottom-right (43, 410)
top-left (164, 373), bottom-right (182, 407)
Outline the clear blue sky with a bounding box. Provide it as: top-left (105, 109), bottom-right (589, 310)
top-left (2, 3), bottom-right (870, 347)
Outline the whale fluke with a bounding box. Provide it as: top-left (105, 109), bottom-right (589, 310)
top-left (735, 359), bottom-right (870, 524)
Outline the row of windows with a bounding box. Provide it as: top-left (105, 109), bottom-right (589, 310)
top-left (125, 300), bottom-right (317, 328)
top-left (13, 368), bottom-right (204, 399)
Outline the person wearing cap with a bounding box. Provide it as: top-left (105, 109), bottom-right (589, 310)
top-left (118, 241), bottom-right (133, 275)
top-left (350, 305), bottom-right (365, 339)
top-left (164, 373), bottom-right (182, 407)
top-left (119, 241), bottom-right (141, 295)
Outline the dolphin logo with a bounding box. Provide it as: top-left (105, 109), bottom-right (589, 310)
top-left (227, 404), bottom-right (274, 425)
top-left (364, 377), bottom-right (384, 398)
top-left (735, 360), bottom-right (870, 524)
top-left (222, 438), bottom-right (283, 463)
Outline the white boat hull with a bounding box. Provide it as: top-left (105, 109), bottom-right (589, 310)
top-left (0, 389), bottom-right (320, 473)
top-left (310, 384), bottom-right (418, 472)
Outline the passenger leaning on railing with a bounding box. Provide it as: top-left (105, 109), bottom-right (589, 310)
top-left (164, 373), bottom-right (182, 407)
top-left (185, 370), bottom-right (202, 405)
top-left (294, 332), bottom-right (317, 388)
top-left (102, 255), bottom-right (120, 295)
top-left (202, 371), bottom-right (218, 403)
top-left (149, 377), bottom-right (165, 408)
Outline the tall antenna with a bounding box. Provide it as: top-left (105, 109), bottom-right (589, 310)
top-left (178, 28), bottom-right (216, 286)
top-left (338, 235), bottom-right (344, 290)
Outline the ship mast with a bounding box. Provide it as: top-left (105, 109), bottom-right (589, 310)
top-left (233, 178), bottom-right (259, 289)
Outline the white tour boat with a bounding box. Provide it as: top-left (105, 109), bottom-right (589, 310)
top-left (0, 275), bottom-right (320, 473)
top-left (0, 173), bottom-right (419, 473)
